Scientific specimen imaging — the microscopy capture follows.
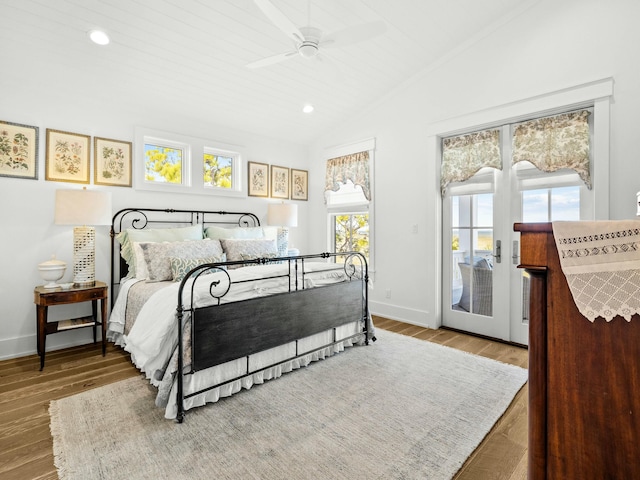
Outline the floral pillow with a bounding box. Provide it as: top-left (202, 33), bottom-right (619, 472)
top-left (169, 254), bottom-right (226, 282)
top-left (220, 238), bottom-right (278, 267)
top-left (116, 225), bottom-right (203, 278)
top-left (140, 239), bottom-right (224, 282)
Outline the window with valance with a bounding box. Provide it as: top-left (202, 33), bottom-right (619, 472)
top-left (441, 129), bottom-right (502, 196)
top-left (512, 109), bottom-right (591, 189)
top-left (325, 151), bottom-right (371, 205)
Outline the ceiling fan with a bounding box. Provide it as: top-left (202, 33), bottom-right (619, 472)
top-left (247, 0), bottom-right (386, 69)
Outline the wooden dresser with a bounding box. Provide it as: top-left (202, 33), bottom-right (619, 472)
top-left (515, 222), bottom-right (640, 479)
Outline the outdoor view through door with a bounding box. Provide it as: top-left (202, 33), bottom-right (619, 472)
top-left (442, 109), bottom-right (593, 344)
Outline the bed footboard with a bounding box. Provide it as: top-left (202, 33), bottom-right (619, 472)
top-left (175, 252), bottom-right (370, 423)
top-left (192, 281), bottom-right (363, 370)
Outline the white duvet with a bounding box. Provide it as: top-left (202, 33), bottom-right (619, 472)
top-left (107, 261), bottom-right (368, 419)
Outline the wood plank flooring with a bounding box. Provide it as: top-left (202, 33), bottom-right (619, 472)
top-left (0, 316), bottom-right (528, 480)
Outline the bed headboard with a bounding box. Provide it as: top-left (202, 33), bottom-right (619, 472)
top-left (110, 208), bottom-right (261, 300)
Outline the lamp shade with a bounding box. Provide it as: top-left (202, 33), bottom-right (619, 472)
top-left (267, 203), bottom-right (298, 227)
top-left (55, 189), bottom-right (112, 226)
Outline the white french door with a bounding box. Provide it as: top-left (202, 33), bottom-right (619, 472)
top-left (442, 130), bottom-right (593, 345)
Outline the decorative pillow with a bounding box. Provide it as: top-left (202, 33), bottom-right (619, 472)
top-left (204, 226), bottom-right (265, 240)
top-left (140, 239), bottom-right (224, 282)
top-left (170, 254), bottom-right (226, 282)
top-left (220, 238), bottom-right (278, 266)
top-left (116, 225), bottom-right (204, 277)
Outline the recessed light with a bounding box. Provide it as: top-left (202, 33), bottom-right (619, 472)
top-left (303, 104), bottom-right (314, 114)
top-left (89, 30), bottom-right (110, 45)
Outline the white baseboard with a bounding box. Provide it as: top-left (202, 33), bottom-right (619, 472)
top-left (369, 301), bottom-right (437, 329)
top-left (0, 330), bottom-right (95, 361)
top-left (0, 335), bottom-right (34, 361)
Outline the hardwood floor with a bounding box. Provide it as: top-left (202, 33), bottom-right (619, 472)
top-left (0, 316), bottom-right (528, 480)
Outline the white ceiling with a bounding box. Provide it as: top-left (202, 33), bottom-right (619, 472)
top-left (1, 0), bottom-right (535, 144)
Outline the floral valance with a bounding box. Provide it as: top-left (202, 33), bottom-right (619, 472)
top-left (441, 129), bottom-right (501, 196)
top-left (512, 110), bottom-right (591, 189)
top-left (325, 151), bottom-right (371, 201)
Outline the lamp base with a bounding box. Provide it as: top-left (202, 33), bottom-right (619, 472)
top-left (276, 227), bottom-right (289, 257)
top-left (73, 226), bottom-right (96, 285)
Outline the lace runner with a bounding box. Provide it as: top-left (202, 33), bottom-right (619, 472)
top-left (552, 220), bottom-right (640, 322)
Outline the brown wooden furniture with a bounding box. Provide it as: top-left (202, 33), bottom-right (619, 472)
top-left (515, 223), bottom-right (640, 479)
top-left (33, 281), bottom-right (108, 370)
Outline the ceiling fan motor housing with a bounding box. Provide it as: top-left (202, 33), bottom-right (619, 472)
top-left (298, 26), bottom-right (321, 58)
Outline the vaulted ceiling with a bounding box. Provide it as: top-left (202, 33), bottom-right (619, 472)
top-left (2, 0), bottom-right (535, 144)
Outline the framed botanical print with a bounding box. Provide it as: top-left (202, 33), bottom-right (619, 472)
top-left (248, 161), bottom-right (269, 197)
top-left (94, 136), bottom-right (132, 187)
top-left (291, 168), bottom-right (308, 201)
top-left (45, 129), bottom-right (91, 184)
top-left (270, 165), bottom-right (289, 199)
top-left (0, 120), bottom-right (39, 180)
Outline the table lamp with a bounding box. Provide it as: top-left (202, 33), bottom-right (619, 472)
top-left (55, 188), bottom-right (112, 286)
top-left (267, 202), bottom-right (298, 256)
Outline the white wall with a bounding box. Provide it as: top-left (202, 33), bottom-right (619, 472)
top-left (308, 0), bottom-right (640, 328)
top-left (4, 0), bottom-right (640, 358)
top-left (0, 101), bottom-right (308, 359)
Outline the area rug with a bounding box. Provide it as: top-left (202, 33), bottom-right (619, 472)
top-left (50, 329), bottom-right (527, 480)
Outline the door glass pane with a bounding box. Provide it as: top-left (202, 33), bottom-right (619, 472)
top-left (522, 189), bottom-right (548, 222)
top-left (520, 186), bottom-right (581, 322)
top-left (551, 186), bottom-right (580, 220)
top-left (451, 194), bottom-right (493, 317)
top-left (522, 186), bottom-right (580, 222)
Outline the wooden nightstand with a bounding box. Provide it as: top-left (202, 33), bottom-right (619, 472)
top-left (33, 281), bottom-right (108, 370)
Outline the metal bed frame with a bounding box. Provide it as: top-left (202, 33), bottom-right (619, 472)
top-left (110, 208), bottom-right (371, 423)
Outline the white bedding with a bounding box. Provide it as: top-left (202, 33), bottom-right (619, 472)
top-left (107, 261), bottom-right (368, 419)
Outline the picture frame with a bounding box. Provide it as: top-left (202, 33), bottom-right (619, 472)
top-left (270, 165), bottom-right (290, 199)
top-left (0, 120), bottom-right (39, 180)
top-left (94, 136), bottom-right (132, 187)
top-left (248, 161), bottom-right (269, 197)
top-left (45, 129), bottom-right (91, 184)
top-left (290, 168), bottom-right (308, 201)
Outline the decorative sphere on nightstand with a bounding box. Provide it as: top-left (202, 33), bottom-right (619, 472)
top-left (38, 255), bottom-right (67, 289)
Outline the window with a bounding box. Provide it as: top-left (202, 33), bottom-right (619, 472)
top-left (324, 138), bottom-right (375, 267)
top-left (203, 147), bottom-right (238, 191)
top-left (135, 127), bottom-right (243, 196)
top-left (332, 213), bottom-right (369, 263)
top-left (144, 139), bottom-right (187, 185)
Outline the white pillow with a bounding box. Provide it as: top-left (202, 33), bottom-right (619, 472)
top-left (205, 226), bottom-right (265, 240)
top-left (133, 242), bottom-right (151, 280)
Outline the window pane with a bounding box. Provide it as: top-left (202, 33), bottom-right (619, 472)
top-left (451, 193), bottom-right (493, 317)
top-left (522, 189), bottom-right (549, 222)
top-left (551, 186), bottom-right (580, 221)
top-left (334, 213), bottom-right (369, 262)
top-left (522, 186), bottom-right (580, 222)
top-left (203, 153), bottom-right (233, 189)
top-left (144, 143), bottom-right (183, 184)
top-left (475, 194), bottom-right (493, 227)
top-left (451, 196), bottom-right (460, 227)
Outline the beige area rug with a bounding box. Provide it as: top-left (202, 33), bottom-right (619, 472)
top-left (50, 330), bottom-right (527, 480)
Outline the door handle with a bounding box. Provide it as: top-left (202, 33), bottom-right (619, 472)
top-left (493, 240), bottom-right (502, 264)
top-left (512, 240), bottom-right (519, 265)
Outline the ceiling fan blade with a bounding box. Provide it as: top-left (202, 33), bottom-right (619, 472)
top-left (321, 20), bottom-right (387, 49)
top-left (246, 50), bottom-right (298, 69)
top-left (254, 0), bottom-right (304, 43)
